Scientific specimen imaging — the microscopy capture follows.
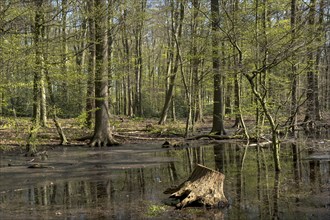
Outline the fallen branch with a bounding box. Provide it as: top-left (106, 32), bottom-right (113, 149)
top-left (186, 134), bottom-right (243, 140)
top-left (113, 133), bottom-right (168, 141)
top-left (53, 117), bottom-right (68, 145)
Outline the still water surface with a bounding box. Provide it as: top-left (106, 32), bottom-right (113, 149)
top-left (0, 141), bottom-right (329, 219)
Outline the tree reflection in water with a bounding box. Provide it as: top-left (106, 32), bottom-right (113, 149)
top-left (0, 142), bottom-right (329, 219)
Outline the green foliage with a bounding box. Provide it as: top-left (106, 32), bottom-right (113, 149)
top-left (76, 111), bottom-right (88, 128)
top-left (0, 0), bottom-right (328, 129)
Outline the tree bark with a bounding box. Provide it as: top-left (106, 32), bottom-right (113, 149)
top-left (290, 0), bottom-right (298, 133)
top-left (158, 0), bottom-right (184, 125)
top-left (211, 0), bottom-right (226, 135)
top-left (86, 0), bottom-right (95, 128)
top-left (164, 164), bottom-right (228, 208)
top-left (27, 0), bottom-right (44, 155)
top-left (305, 0), bottom-right (320, 125)
top-left (90, 0), bottom-right (118, 147)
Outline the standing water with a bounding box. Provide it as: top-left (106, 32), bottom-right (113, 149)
top-left (0, 140), bottom-right (329, 219)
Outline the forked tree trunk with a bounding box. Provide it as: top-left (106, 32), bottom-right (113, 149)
top-left (164, 164), bottom-right (228, 208)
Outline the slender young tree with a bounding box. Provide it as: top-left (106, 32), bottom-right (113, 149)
top-left (90, 0), bottom-right (118, 147)
top-left (133, 0), bottom-right (146, 116)
top-left (86, 0), bottom-right (95, 128)
top-left (158, 0), bottom-right (184, 125)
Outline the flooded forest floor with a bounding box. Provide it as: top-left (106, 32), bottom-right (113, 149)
top-left (0, 115), bottom-right (329, 219)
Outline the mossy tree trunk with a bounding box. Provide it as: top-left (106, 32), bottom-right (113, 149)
top-left (27, 0), bottom-right (44, 156)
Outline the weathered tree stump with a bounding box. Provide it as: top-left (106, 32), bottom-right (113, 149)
top-left (164, 164), bottom-right (228, 208)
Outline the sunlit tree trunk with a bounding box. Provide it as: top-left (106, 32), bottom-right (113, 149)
top-left (290, 0), bottom-right (298, 133)
top-left (318, 0), bottom-right (328, 112)
top-left (86, 0), bottom-right (95, 128)
top-left (159, 0), bottom-right (184, 125)
top-left (211, 0), bottom-right (226, 134)
top-left (134, 0), bottom-right (146, 116)
top-left (27, 0), bottom-right (44, 155)
top-left (61, 0), bottom-right (68, 106)
top-left (315, 0), bottom-right (324, 120)
top-left (191, 0), bottom-right (203, 123)
top-left (305, 0), bottom-right (320, 125)
top-left (90, 0), bottom-right (118, 147)
top-left (121, 6), bottom-right (133, 117)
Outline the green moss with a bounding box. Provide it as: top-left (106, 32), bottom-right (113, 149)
top-left (146, 204), bottom-right (166, 217)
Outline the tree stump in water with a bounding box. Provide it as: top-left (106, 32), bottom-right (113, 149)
top-left (164, 164), bottom-right (228, 208)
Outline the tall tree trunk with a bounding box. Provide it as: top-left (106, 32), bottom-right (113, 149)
top-left (290, 0), bottom-right (298, 133)
top-left (86, 0), bottom-right (95, 128)
top-left (122, 7), bottom-right (133, 117)
top-left (61, 0), bottom-right (68, 107)
top-left (305, 0), bottom-right (321, 128)
top-left (314, 0), bottom-right (324, 120)
top-left (90, 0), bottom-right (118, 147)
top-left (211, 0), bottom-right (226, 134)
top-left (191, 0), bottom-right (203, 123)
top-left (158, 0), bottom-right (184, 125)
top-left (134, 0), bottom-right (145, 116)
top-left (40, 6), bottom-right (47, 127)
top-left (27, 0), bottom-right (44, 155)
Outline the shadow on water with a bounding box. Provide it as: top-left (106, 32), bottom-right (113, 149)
top-left (0, 140), bottom-right (329, 219)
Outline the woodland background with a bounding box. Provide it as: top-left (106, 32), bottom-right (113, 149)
top-left (0, 0), bottom-right (329, 141)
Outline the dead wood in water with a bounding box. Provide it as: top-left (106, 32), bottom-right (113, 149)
top-left (164, 164), bottom-right (228, 208)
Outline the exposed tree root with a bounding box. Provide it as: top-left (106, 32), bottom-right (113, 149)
top-left (90, 133), bottom-right (119, 147)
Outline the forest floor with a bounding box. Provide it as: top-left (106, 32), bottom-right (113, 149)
top-left (0, 115), bottom-right (225, 153)
top-left (0, 114), bottom-right (329, 154)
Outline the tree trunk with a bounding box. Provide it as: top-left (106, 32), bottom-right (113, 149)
top-left (191, 0), bottom-right (203, 123)
top-left (245, 74), bottom-right (281, 172)
top-left (314, 0), bottom-right (324, 120)
top-left (27, 0), bottom-right (44, 155)
top-left (211, 0), bottom-right (226, 135)
top-left (122, 7), bottom-right (133, 117)
top-left (305, 0), bottom-right (320, 126)
top-left (90, 0), bottom-right (118, 147)
top-left (61, 0), bottom-right (68, 107)
top-left (134, 0), bottom-right (145, 116)
top-left (164, 164), bottom-right (228, 208)
top-left (86, 0), bottom-right (95, 128)
top-left (159, 1), bottom-right (184, 125)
